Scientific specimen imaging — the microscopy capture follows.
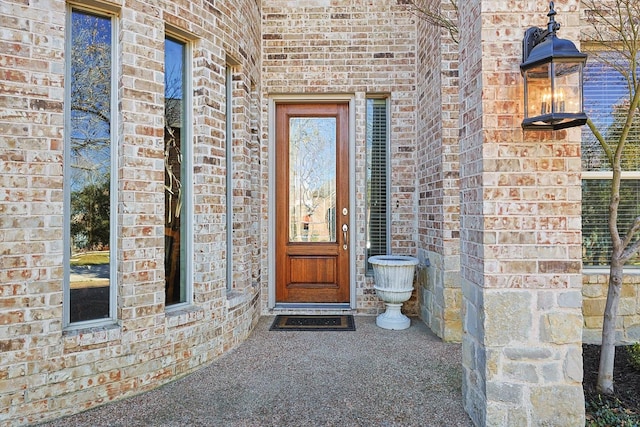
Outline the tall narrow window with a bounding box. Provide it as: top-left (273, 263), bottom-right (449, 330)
top-left (64, 8), bottom-right (116, 325)
top-left (164, 35), bottom-right (191, 305)
top-left (225, 63), bottom-right (234, 291)
top-left (366, 98), bottom-right (390, 272)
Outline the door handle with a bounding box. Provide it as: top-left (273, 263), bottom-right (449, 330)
top-left (342, 223), bottom-right (348, 250)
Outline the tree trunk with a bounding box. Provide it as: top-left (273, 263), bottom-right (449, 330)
top-left (597, 260), bottom-right (624, 394)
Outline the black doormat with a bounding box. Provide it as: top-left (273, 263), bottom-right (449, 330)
top-left (269, 315), bottom-right (355, 331)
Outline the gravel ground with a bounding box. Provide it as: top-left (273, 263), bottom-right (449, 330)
top-left (39, 316), bottom-right (473, 427)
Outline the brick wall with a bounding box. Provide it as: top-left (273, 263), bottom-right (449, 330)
top-left (260, 1), bottom-right (419, 314)
top-left (2, 0), bottom-right (638, 424)
top-left (0, 0), bottom-right (262, 424)
top-left (459, 0), bottom-right (585, 425)
top-left (1, 0), bottom-right (67, 422)
top-left (457, 0), bottom-right (487, 421)
top-left (414, 0), bottom-right (462, 341)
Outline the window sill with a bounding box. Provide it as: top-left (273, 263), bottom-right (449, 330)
top-left (226, 290), bottom-right (250, 309)
top-left (165, 305), bottom-right (205, 328)
top-left (62, 323), bottom-right (121, 352)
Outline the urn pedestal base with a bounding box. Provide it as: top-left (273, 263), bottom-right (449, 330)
top-left (375, 302), bottom-right (411, 330)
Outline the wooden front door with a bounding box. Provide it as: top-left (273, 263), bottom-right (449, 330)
top-left (275, 103), bottom-right (350, 303)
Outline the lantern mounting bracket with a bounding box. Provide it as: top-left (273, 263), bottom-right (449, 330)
top-left (522, 1), bottom-right (561, 62)
top-left (522, 27), bottom-right (548, 62)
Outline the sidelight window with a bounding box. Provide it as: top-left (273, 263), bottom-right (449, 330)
top-left (365, 97), bottom-right (390, 273)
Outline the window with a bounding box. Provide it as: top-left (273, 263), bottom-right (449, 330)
top-left (582, 52), bottom-right (640, 267)
top-left (164, 35), bottom-right (192, 305)
top-left (64, 8), bottom-right (116, 325)
top-left (366, 98), bottom-right (390, 272)
top-left (225, 63), bottom-right (234, 291)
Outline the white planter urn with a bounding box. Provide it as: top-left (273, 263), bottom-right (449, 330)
top-left (368, 255), bottom-right (419, 330)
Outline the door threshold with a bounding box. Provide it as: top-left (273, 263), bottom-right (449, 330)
top-left (273, 303), bottom-right (352, 312)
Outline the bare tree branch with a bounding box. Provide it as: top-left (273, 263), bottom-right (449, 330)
top-left (401, 0), bottom-right (459, 44)
top-left (582, 0), bottom-right (640, 395)
top-left (620, 215), bottom-right (640, 251)
top-left (621, 233), bottom-right (640, 262)
top-left (586, 117), bottom-right (613, 163)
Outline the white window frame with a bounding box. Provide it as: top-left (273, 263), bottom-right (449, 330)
top-left (63, 4), bottom-right (119, 328)
top-left (164, 30), bottom-right (194, 310)
top-left (225, 62), bottom-right (234, 292)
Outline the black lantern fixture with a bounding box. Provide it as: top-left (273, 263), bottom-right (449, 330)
top-left (521, 1), bottom-right (588, 130)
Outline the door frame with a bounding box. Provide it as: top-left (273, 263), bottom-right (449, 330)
top-left (268, 94), bottom-right (356, 310)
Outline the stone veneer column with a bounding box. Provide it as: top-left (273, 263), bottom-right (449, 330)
top-left (458, 0), bottom-right (585, 425)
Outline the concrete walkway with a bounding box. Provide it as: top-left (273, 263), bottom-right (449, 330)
top-left (40, 316), bottom-right (473, 427)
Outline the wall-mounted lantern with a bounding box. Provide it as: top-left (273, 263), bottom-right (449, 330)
top-left (521, 1), bottom-right (588, 130)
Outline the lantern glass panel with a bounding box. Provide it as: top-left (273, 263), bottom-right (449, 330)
top-left (553, 62), bottom-right (583, 114)
top-left (524, 63), bottom-right (551, 118)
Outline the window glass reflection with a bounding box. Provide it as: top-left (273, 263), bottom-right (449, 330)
top-left (68, 10), bottom-right (113, 323)
top-left (164, 37), bottom-right (187, 305)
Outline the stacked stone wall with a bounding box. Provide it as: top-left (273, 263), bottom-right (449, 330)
top-left (0, 0), bottom-right (262, 424)
top-left (583, 273), bottom-right (640, 343)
